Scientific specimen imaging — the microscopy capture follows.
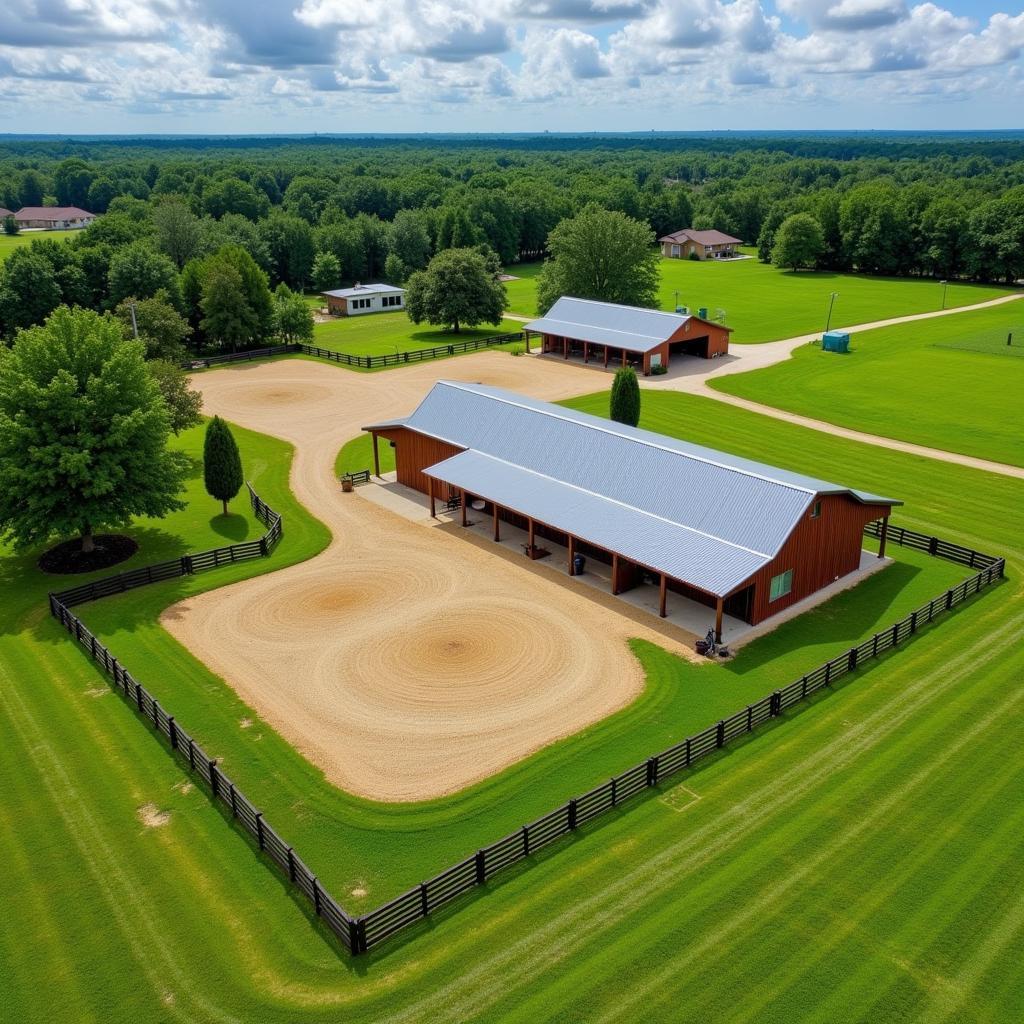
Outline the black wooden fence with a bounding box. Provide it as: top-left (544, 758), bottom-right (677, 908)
top-left (48, 510), bottom-right (1004, 956)
top-left (184, 332), bottom-right (523, 372)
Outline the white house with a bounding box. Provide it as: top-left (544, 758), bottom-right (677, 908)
top-left (15, 206), bottom-right (96, 230)
top-left (322, 283), bottom-right (405, 317)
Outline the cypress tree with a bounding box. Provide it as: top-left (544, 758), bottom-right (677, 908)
top-left (203, 416), bottom-right (243, 515)
top-left (610, 367), bottom-right (641, 428)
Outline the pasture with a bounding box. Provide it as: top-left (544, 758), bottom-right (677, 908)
top-left (2, 371), bottom-right (1021, 1020)
top-left (0, 228), bottom-right (80, 259)
top-left (312, 311), bottom-right (523, 357)
top-left (504, 250), bottom-right (1015, 342)
top-left (711, 300), bottom-right (1024, 468)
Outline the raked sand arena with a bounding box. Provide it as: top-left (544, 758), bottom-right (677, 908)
top-left (163, 354), bottom-right (696, 802)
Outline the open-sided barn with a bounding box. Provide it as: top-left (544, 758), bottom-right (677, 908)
top-left (525, 297), bottom-right (730, 375)
top-left (365, 382), bottom-right (900, 639)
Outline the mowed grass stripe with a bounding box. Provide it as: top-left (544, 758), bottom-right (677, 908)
top-left (385, 601), bottom-right (1023, 1024)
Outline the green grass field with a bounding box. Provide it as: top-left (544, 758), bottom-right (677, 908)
top-left (711, 301), bottom-right (1024, 468)
top-left (312, 311), bottom-right (523, 357)
top-left (2, 384), bottom-right (1021, 1020)
top-left (505, 251), bottom-right (1015, 343)
top-left (0, 228), bottom-right (80, 259)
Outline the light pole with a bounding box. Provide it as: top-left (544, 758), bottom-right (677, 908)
top-left (674, 290), bottom-right (680, 312)
top-left (825, 292), bottom-right (838, 333)
top-left (940, 279), bottom-right (948, 310)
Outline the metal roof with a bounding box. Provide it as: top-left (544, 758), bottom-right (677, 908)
top-left (322, 283), bottom-right (404, 298)
top-left (524, 297), bottom-right (690, 354)
top-left (427, 450), bottom-right (768, 596)
top-left (369, 381), bottom-right (899, 596)
top-left (15, 206), bottom-right (93, 220)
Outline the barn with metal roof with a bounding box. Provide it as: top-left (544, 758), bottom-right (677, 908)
top-left (524, 297), bottom-right (731, 374)
top-left (364, 382), bottom-right (899, 638)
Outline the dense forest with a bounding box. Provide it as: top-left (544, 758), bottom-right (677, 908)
top-left (1, 134), bottom-right (1023, 347)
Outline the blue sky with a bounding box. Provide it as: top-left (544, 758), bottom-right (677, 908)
top-left (0, 0), bottom-right (1020, 132)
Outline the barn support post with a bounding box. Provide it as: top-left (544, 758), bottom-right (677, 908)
top-left (611, 553), bottom-right (620, 595)
top-left (568, 535), bottom-right (576, 575)
top-left (493, 503), bottom-right (500, 542)
top-left (528, 517), bottom-right (535, 554)
top-left (524, 331), bottom-right (531, 353)
top-left (371, 432), bottom-right (381, 479)
top-left (878, 515), bottom-right (889, 559)
top-left (659, 574), bottom-right (668, 618)
top-left (563, 337), bottom-right (568, 360)
top-left (583, 341), bottom-right (589, 364)
top-left (460, 489), bottom-right (467, 527)
top-left (715, 597), bottom-right (724, 643)
top-left (604, 345), bottom-right (609, 368)
top-left (428, 475), bottom-right (436, 518)
top-left (621, 348), bottom-right (627, 368)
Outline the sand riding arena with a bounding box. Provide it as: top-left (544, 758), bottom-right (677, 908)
top-left (165, 354), bottom-right (696, 802)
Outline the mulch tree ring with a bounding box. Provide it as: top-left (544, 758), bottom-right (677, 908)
top-left (38, 535), bottom-right (138, 575)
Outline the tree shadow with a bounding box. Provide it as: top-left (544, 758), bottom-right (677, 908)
top-left (209, 513), bottom-right (251, 542)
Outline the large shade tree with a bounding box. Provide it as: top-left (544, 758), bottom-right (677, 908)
top-left (536, 205), bottom-right (660, 314)
top-left (771, 213), bottom-right (825, 271)
top-left (404, 248), bottom-right (506, 333)
top-left (0, 307), bottom-right (188, 553)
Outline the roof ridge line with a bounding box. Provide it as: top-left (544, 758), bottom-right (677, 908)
top-left (437, 381), bottom-right (817, 496)
top-left (441, 450), bottom-right (773, 560)
top-left (556, 296), bottom-right (688, 321)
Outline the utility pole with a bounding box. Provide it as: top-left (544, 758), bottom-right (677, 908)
top-left (825, 292), bottom-right (838, 333)
top-left (940, 280), bottom-right (948, 310)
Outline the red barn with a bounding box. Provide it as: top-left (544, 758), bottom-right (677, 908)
top-left (365, 382), bottom-right (899, 640)
top-left (524, 297), bottom-right (730, 375)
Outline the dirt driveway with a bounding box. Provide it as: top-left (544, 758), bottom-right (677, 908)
top-left (166, 354), bottom-right (695, 803)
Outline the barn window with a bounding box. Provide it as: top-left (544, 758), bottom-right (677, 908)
top-left (811, 500), bottom-right (822, 519)
top-left (769, 569), bottom-right (793, 602)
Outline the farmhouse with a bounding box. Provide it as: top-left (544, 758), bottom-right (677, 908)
top-left (0, 207), bottom-right (12, 219)
top-left (525, 296), bottom-right (730, 374)
top-left (364, 382), bottom-right (899, 640)
top-left (322, 282), bottom-right (405, 317)
top-left (14, 206), bottom-right (95, 229)
top-left (659, 228), bottom-right (742, 260)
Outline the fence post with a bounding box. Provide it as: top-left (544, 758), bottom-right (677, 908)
top-left (188, 738), bottom-right (195, 770)
top-left (420, 882), bottom-right (429, 916)
top-left (824, 662), bottom-right (832, 686)
top-left (168, 716), bottom-right (177, 750)
top-left (355, 919), bottom-right (367, 955)
top-left (287, 848), bottom-right (296, 882)
top-left (910, 611), bottom-right (918, 634)
top-left (611, 777), bottom-right (618, 806)
top-left (259, 536), bottom-right (268, 557)
top-left (892, 622), bottom-right (900, 647)
top-left (229, 783), bottom-right (237, 818)
top-left (770, 691), bottom-right (781, 717)
top-left (312, 877), bottom-right (321, 916)
top-left (848, 647), bottom-right (858, 671)
top-left (685, 737), bottom-right (692, 766)
top-left (522, 825), bottom-right (530, 857)
top-left (929, 536), bottom-right (938, 555)
top-left (135, 681), bottom-right (144, 712)
top-left (801, 676), bottom-right (808, 699)
top-left (209, 759), bottom-right (219, 800)
top-left (568, 798), bottom-right (578, 830)
top-left (646, 756), bottom-right (658, 786)
top-left (475, 849), bottom-right (486, 884)
top-left (255, 812), bottom-right (265, 850)
top-left (716, 720), bottom-right (726, 748)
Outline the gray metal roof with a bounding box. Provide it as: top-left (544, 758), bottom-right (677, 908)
top-left (322, 283), bottom-right (404, 299)
top-left (428, 450), bottom-right (768, 596)
top-left (371, 381), bottom-right (900, 596)
top-left (524, 297), bottom-right (690, 354)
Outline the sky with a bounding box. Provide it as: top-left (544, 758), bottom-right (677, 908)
top-left (0, 0), bottom-right (1021, 133)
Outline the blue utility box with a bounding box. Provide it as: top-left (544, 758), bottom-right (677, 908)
top-left (822, 330), bottom-right (851, 353)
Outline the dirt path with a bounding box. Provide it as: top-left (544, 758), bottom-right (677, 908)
top-left (165, 355), bottom-right (696, 803)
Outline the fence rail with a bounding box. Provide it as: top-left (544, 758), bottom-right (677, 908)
top-left (355, 523), bottom-right (1006, 951)
top-left (48, 512), bottom-right (1004, 956)
top-left (183, 332), bottom-right (523, 373)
